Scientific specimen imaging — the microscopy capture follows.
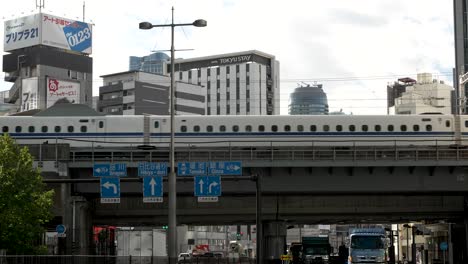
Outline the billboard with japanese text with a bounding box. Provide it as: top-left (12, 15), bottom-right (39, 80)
top-left (46, 78), bottom-right (80, 107)
top-left (21, 77), bottom-right (39, 112)
top-left (4, 13), bottom-right (92, 54)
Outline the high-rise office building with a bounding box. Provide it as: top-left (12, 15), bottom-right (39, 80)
top-left (454, 0), bottom-right (468, 113)
top-left (172, 50), bottom-right (280, 115)
top-left (129, 52), bottom-right (169, 74)
top-left (288, 83), bottom-right (329, 115)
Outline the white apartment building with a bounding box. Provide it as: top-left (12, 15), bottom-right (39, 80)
top-left (394, 73), bottom-right (453, 115)
top-left (172, 50), bottom-right (280, 115)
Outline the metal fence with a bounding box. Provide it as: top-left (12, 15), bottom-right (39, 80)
top-left (0, 256), bottom-right (257, 264)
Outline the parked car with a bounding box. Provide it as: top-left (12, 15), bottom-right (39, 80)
top-left (178, 253), bottom-right (192, 263)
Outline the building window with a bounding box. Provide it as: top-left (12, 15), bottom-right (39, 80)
top-left (28, 126), bottom-right (35, 133)
top-left (216, 67), bottom-right (220, 75)
top-left (198, 69), bottom-right (201, 77)
top-left (55, 126), bottom-right (61, 132)
top-left (226, 66), bottom-right (230, 74)
top-left (246, 90), bottom-right (250, 99)
top-left (179, 72), bottom-right (183, 80)
top-left (68, 126), bottom-right (74, 133)
top-left (246, 125), bottom-right (252, 132)
top-left (217, 106), bottom-right (220, 115)
top-left (226, 105), bottom-right (230, 114)
top-left (236, 104), bottom-right (240, 114)
top-left (226, 78), bottom-right (230, 87)
top-left (246, 63), bottom-right (250, 72)
top-left (219, 125), bottom-right (226, 132)
top-left (2, 126), bottom-right (8, 133)
top-left (207, 125), bottom-right (213, 132)
top-left (188, 71), bottom-right (192, 79)
top-left (41, 126), bottom-right (48, 133)
top-left (297, 125), bottom-right (304, 132)
top-left (217, 80), bottom-right (220, 88)
top-left (236, 65), bottom-right (240, 73)
top-left (80, 126), bottom-right (87, 133)
top-left (246, 76), bottom-right (250, 85)
top-left (15, 126), bottom-right (22, 133)
top-left (246, 102), bottom-right (250, 113)
top-left (181, 126), bottom-right (187, 132)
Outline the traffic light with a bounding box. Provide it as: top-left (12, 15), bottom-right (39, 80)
top-left (162, 225), bottom-right (168, 230)
top-left (236, 232), bottom-right (243, 240)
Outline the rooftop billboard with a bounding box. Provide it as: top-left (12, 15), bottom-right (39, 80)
top-left (4, 13), bottom-right (92, 54)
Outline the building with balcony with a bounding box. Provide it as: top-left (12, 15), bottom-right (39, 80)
top-left (171, 50), bottom-right (280, 115)
top-left (288, 83), bottom-right (329, 115)
top-left (98, 71), bottom-right (205, 115)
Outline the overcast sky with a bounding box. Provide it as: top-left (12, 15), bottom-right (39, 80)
top-left (0, 0), bottom-right (455, 115)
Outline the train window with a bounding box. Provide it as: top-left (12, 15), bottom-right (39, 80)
top-left (55, 126), bottom-right (61, 132)
top-left (284, 125), bottom-right (291, 132)
top-left (349, 125), bottom-right (355, 132)
top-left (426, 125), bottom-right (432, 131)
top-left (375, 125), bottom-right (381, 132)
top-left (297, 125), bottom-right (304, 132)
top-left (245, 125), bottom-right (252, 132)
top-left (99, 121), bottom-right (104, 128)
top-left (271, 125), bottom-right (278, 132)
top-left (154, 121), bottom-right (159, 128)
top-left (220, 125), bottom-right (226, 132)
top-left (336, 125), bottom-right (343, 132)
top-left (323, 125), bottom-right (330, 132)
top-left (400, 125), bottom-right (407, 132)
top-left (445, 120), bottom-right (450, 127)
top-left (68, 126), bottom-right (74, 133)
top-left (41, 126), bottom-right (48, 133)
top-left (194, 125), bottom-right (200, 132)
top-left (79, 119), bottom-right (89, 123)
top-left (15, 126), bottom-right (22, 133)
top-left (2, 126), bottom-right (8, 133)
top-left (232, 125), bottom-right (239, 132)
top-left (388, 125), bottom-right (394, 131)
top-left (181, 126), bottom-right (187, 132)
top-left (413, 125), bottom-right (420, 131)
top-left (28, 126), bottom-right (35, 133)
top-left (259, 125), bottom-right (265, 132)
top-left (422, 118), bottom-right (431, 122)
top-left (207, 125), bottom-right (213, 132)
top-left (466, 120), bottom-right (468, 128)
top-left (80, 126), bottom-right (87, 133)
top-left (310, 125), bottom-right (317, 132)
top-left (361, 125), bottom-right (368, 132)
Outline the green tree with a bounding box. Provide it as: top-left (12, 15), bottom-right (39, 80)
top-left (0, 134), bottom-right (54, 254)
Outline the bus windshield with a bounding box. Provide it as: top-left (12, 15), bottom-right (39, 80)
top-left (351, 235), bottom-right (384, 249)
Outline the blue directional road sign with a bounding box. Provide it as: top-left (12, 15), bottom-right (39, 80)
top-left (100, 177), bottom-right (120, 203)
top-left (207, 161), bottom-right (242, 175)
top-left (194, 175), bottom-right (221, 197)
top-left (138, 162), bottom-right (167, 177)
top-left (440, 241), bottom-right (448, 251)
top-left (177, 162), bottom-right (207, 176)
top-left (143, 176), bottom-right (163, 203)
top-left (94, 163), bottom-right (127, 177)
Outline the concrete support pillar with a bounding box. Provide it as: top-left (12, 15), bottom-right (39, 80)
top-left (60, 179), bottom-right (72, 254)
top-left (72, 196), bottom-right (90, 255)
top-left (262, 221), bottom-right (287, 264)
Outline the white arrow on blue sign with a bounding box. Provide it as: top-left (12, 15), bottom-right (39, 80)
top-left (177, 162), bottom-right (207, 176)
top-left (94, 163), bottom-right (127, 177)
top-left (194, 175), bottom-right (221, 197)
top-left (100, 177), bottom-right (120, 203)
top-left (143, 176), bottom-right (163, 203)
top-left (138, 162), bottom-right (167, 177)
top-left (207, 161), bottom-right (242, 175)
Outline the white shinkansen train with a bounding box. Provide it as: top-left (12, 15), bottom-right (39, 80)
top-left (0, 114), bottom-right (467, 148)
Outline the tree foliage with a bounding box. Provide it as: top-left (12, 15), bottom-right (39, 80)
top-left (0, 134), bottom-right (54, 254)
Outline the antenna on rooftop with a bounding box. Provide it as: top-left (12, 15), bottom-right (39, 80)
top-left (36, 0), bottom-right (45, 13)
top-left (83, 1), bottom-right (85, 21)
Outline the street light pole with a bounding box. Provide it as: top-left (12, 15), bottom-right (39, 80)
top-left (139, 9), bottom-right (206, 264)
